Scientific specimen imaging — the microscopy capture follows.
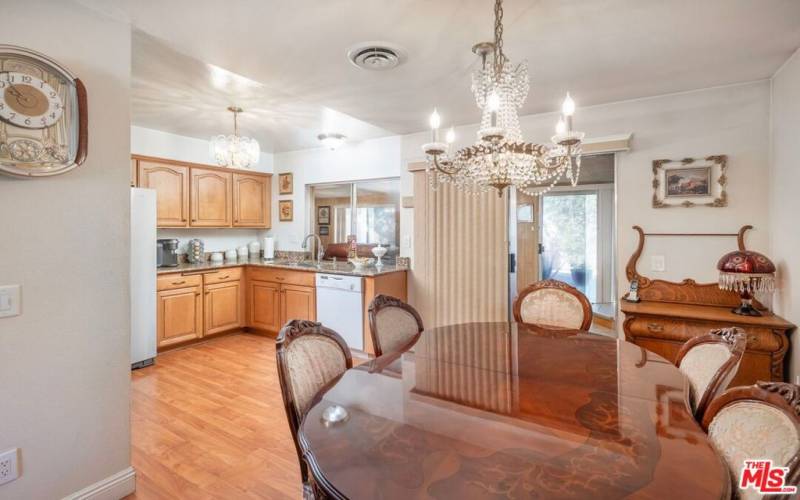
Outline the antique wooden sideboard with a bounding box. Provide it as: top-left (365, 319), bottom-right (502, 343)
top-left (620, 226), bottom-right (795, 387)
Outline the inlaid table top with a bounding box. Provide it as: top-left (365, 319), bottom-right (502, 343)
top-left (300, 322), bottom-right (730, 499)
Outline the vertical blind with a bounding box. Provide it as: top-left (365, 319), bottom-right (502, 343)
top-left (412, 170), bottom-right (509, 327)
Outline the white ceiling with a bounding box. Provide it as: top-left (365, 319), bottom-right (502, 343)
top-left (117, 0), bottom-right (800, 153)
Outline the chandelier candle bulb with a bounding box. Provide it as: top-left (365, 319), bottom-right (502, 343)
top-left (446, 127), bottom-right (455, 144)
top-left (555, 118), bottom-right (567, 135)
top-left (429, 109), bottom-right (441, 142)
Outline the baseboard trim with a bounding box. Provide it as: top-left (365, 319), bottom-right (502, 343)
top-left (63, 466), bottom-right (136, 500)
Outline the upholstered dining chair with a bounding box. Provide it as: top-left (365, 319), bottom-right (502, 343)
top-left (675, 327), bottom-right (747, 421)
top-left (276, 319), bottom-right (353, 499)
top-left (368, 295), bottom-right (424, 357)
top-left (512, 279), bottom-right (593, 330)
top-left (701, 382), bottom-right (800, 500)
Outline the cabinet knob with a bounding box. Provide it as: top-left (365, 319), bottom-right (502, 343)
top-left (646, 323), bottom-right (664, 333)
top-left (172, 280), bottom-right (186, 285)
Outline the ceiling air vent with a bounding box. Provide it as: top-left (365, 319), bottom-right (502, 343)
top-left (347, 42), bottom-right (406, 71)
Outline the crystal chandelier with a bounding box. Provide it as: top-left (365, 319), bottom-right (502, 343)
top-left (422, 0), bottom-right (584, 197)
top-left (210, 106), bottom-right (260, 169)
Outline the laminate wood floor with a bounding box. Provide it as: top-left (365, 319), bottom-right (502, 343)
top-left (126, 333), bottom-right (301, 499)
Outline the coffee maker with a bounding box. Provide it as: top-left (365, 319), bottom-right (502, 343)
top-left (157, 239), bottom-right (179, 267)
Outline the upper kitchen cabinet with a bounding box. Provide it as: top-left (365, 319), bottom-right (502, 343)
top-left (138, 159), bottom-right (190, 227)
top-left (233, 173), bottom-right (271, 228)
top-left (132, 155), bottom-right (271, 228)
top-left (191, 167), bottom-right (232, 227)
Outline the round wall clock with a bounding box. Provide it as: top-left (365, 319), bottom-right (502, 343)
top-left (0, 45), bottom-right (87, 177)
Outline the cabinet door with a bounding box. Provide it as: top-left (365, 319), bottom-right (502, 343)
top-left (233, 173), bottom-right (270, 228)
top-left (281, 284), bottom-right (316, 325)
top-left (138, 160), bottom-right (189, 227)
top-left (190, 168), bottom-right (232, 227)
top-left (249, 280), bottom-right (281, 333)
top-left (204, 281), bottom-right (242, 335)
top-left (157, 285), bottom-right (202, 348)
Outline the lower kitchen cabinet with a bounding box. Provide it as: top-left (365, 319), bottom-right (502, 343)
top-left (281, 284), bottom-right (316, 325)
top-left (248, 280), bottom-right (281, 332)
top-left (204, 280), bottom-right (243, 335)
top-left (157, 284), bottom-right (203, 348)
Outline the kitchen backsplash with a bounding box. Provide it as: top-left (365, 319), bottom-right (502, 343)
top-left (156, 228), bottom-right (268, 255)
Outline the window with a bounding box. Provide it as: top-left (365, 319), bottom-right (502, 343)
top-left (311, 178), bottom-right (400, 260)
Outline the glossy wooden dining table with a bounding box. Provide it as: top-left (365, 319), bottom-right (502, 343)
top-left (300, 322), bottom-right (731, 499)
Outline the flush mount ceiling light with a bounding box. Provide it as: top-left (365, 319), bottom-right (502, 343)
top-left (318, 133), bottom-right (346, 151)
top-left (422, 0), bottom-right (584, 197)
top-left (210, 106), bottom-right (260, 169)
top-left (347, 42), bottom-right (407, 71)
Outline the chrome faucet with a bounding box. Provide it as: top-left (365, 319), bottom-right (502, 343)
top-left (301, 233), bottom-right (324, 265)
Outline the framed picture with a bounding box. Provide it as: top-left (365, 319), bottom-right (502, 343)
top-left (652, 156), bottom-right (727, 208)
top-left (317, 205), bottom-right (331, 225)
top-left (279, 200), bottom-right (293, 221)
top-left (318, 225), bottom-right (329, 236)
top-left (665, 167), bottom-right (711, 198)
top-left (278, 173), bottom-right (293, 195)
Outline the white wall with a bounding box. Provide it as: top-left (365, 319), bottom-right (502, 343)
top-left (0, 1), bottom-right (133, 498)
top-left (271, 136), bottom-right (403, 251)
top-left (771, 49), bottom-right (800, 381)
top-left (132, 125), bottom-right (274, 253)
top-left (403, 81), bottom-right (772, 308)
top-left (131, 125), bottom-right (274, 173)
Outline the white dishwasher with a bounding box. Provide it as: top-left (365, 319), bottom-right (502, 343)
top-left (315, 273), bottom-right (364, 351)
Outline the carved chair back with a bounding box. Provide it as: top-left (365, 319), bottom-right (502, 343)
top-left (368, 294), bottom-right (424, 357)
top-left (676, 327), bottom-right (746, 421)
top-left (512, 279), bottom-right (593, 330)
top-left (701, 382), bottom-right (800, 500)
top-left (276, 320), bottom-right (353, 492)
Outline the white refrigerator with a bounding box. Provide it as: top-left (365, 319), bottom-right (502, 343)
top-left (131, 188), bottom-right (157, 369)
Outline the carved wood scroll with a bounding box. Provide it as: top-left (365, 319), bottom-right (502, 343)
top-left (624, 225), bottom-right (762, 308)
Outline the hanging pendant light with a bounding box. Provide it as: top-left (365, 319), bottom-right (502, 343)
top-left (422, 0), bottom-right (584, 197)
top-left (210, 106), bottom-right (260, 169)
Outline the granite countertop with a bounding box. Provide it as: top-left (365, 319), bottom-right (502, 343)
top-left (157, 257), bottom-right (408, 277)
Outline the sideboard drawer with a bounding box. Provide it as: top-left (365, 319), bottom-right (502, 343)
top-left (627, 317), bottom-right (780, 353)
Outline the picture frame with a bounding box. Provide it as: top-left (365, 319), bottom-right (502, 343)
top-left (279, 200), bottom-right (293, 221)
top-left (652, 155), bottom-right (727, 208)
top-left (318, 225), bottom-right (329, 236)
top-left (317, 205), bottom-right (331, 225)
top-left (278, 173), bottom-right (293, 195)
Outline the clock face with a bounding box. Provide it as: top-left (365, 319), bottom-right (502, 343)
top-left (0, 72), bottom-right (64, 129)
top-left (0, 45), bottom-right (87, 177)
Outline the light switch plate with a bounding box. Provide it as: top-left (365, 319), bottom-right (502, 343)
top-left (0, 285), bottom-right (20, 318)
top-left (650, 255), bottom-right (666, 272)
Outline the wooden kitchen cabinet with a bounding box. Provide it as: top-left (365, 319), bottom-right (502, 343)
top-left (281, 284), bottom-right (316, 325)
top-left (233, 173), bottom-right (270, 228)
top-left (246, 267), bottom-right (316, 335)
top-left (248, 280), bottom-right (282, 332)
top-left (191, 168), bottom-right (232, 227)
top-left (157, 283), bottom-right (203, 348)
top-left (204, 280), bottom-right (243, 336)
top-left (138, 160), bottom-right (189, 227)
top-left (132, 155), bottom-right (271, 228)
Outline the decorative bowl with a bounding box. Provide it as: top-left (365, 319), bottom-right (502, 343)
top-left (349, 257), bottom-right (374, 269)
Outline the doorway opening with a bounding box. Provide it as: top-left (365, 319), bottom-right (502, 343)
top-left (510, 153), bottom-right (616, 332)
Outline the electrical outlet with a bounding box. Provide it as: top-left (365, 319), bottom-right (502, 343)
top-left (795, 375), bottom-right (800, 385)
top-left (651, 255), bottom-right (666, 272)
top-left (0, 448), bottom-right (19, 486)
